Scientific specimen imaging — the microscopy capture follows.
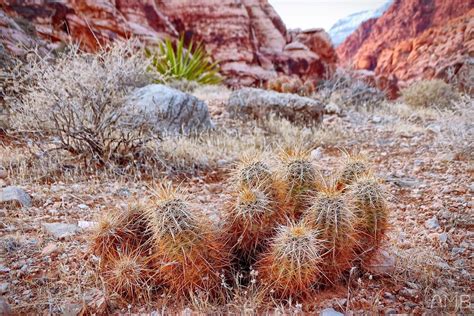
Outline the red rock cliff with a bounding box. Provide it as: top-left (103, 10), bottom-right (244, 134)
top-left (1, 0), bottom-right (337, 86)
top-left (337, 0), bottom-right (474, 88)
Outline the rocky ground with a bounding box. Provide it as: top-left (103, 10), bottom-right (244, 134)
top-left (0, 87), bottom-right (473, 314)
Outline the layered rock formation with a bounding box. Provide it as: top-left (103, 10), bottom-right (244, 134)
top-left (1, 0), bottom-right (337, 86)
top-left (338, 0), bottom-right (474, 88)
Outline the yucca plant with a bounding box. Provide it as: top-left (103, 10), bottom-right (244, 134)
top-left (146, 36), bottom-right (222, 85)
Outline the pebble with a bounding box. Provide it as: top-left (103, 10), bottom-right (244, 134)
top-left (0, 282), bottom-right (8, 294)
top-left (320, 307), bottom-right (344, 316)
top-left (0, 186), bottom-right (32, 207)
top-left (438, 232), bottom-right (448, 243)
top-left (41, 243), bottom-right (59, 256)
top-left (42, 223), bottom-right (79, 239)
top-left (311, 147), bottom-right (323, 160)
top-left (77, 204), bottom-right (89, 210)
top-left (363, 249), bottom-right (396, 275)
top-left (78, 220), bottom-right (97, 230)
top-left (425, 216), bottom-right (440, 230)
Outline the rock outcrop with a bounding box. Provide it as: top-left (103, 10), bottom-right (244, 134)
top-left (227, 88), bottom-right (324, 125)
top-left (1, 0), bottom-right (338, 86)
top-left (125, 84), bottom-right (214, 134)
top-left (337, 0), bottom-right (474, 88)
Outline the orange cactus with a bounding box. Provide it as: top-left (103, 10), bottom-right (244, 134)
top-left (303, 183), bottom-right (358, 281)
top-left (257, 221), bottom-right (324, 299)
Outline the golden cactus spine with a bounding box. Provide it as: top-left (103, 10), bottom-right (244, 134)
top-left (302, 182), bottom-right (358, 281)
top-left (146, 183), bottom-right (229, 297)
top-left (257, 221), bottom-right (324, 299)
top-left (346, 174), bottom-right (389, 260)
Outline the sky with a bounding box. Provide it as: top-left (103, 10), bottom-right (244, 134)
top-left (268, 0), bottom-right (388, 30)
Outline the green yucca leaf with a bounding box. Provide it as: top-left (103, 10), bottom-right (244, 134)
top-left (146, 36), bottom-right (222, 85)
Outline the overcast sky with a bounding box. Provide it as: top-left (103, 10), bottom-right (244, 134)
top-left (269, 0), bottom-right (388, 30)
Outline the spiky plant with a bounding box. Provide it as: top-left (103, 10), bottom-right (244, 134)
top-left (346, 174), bottom-right (389, 258)
top-left (232, 154), bottom-right (273, 190)
top-left (303, 183), bottom-right (357, 281)
top-left (146, 183), bottom-right (228, 297)
top-left (91, 204), bottom-right (151, 267)
top-left (277, 147), bottom-right (320, 217)
top-left (337, 153), bottom-right (371, 189)
top-left (224, 183), bottom-right (285, 264)
top-left (102, 247), bottom-right (154, 303)
top-left (257, 221), bottom-right (324, 299)
top-left (146, 36), bottom-right (222, 84)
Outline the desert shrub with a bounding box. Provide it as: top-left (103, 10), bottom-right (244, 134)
top-left (318, 68), bottom-right (386, 110)
top-left (146, 36), bottom-right (222, 85)
top-left (401, 79), bottom-right (459, 108)
top-left (9, 41), bottom-right (158, 163)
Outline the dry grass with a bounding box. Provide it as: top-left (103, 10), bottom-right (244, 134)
top-left (401, 79), bottom-right (459, 109)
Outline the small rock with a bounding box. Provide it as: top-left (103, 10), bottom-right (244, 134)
top-left (115, 188), bottom-right (131, 198)
top-left (400, 287), bottom-right (418, 298)
top-left (451, 247), bottom-right (465, 255)
top-left (325, 103), bottom-right (341, 115)
top-left (78, 220), bottom-right (97, 230)
top-left (0, 282), bottom-right (9, 294)
top-left (425, 216), bottom-right (440, 230)
top-left (438, 232), bottom-right (448, 243)
top-left (41, 243), bottom-right (59, 256)
top-left (77, 204), bottom-right (89, 210)
top-left (0, 298), bottom-right (12, 316)
top-left (0, 265), bottom-right (10, 273)
top-left (0, 186), bottom-right (32, 207)
top-left (311, 147), bottom-right (323, 160)
top-left (0, 169), bottom-right (7, 179)
top-left (320, 307), bottom-right (344, 316)
top-left (383, 292), bottom-right (395, 300)
top-left (371, 115), bottom-right (382, 123)
top-left (42, 223), bottom-right (79, 239)
top-left (363, 249), bottom-right (396, 275)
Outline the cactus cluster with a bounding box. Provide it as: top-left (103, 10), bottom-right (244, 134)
top-left (266, 76), bottom-right (315, 97)
top-left (91, 149), bottom-right (389, 304)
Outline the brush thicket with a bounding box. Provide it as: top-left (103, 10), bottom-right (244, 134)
top-left (146, 183), bottom-right (229, 297)
top-left (277, 147), bottom-right (320, 217)
top-left (346, 174), bottom-right (389, 260)
top-left (257, 221), bottom-right (323, 299)
top-left (336, 154), bottom-right (371, 189)
top-left (303, 183), bottom-right (357, 281)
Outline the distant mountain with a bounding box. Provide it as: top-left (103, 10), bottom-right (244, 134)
top-left (328, 1), bottom-right (392, 46)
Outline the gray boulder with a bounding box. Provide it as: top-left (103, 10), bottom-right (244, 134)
top-left (0, 186), bottom-right (32, 207)
top-left (227, 88), bottom-right (324, 125)
top-left (125, 84), bottom-right (213, 134)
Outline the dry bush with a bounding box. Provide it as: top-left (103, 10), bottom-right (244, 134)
top-left (318, 68), bottom-right (386, 110)
top-left (9, 41), bottom-right (158, 163)
top-left (401, 79), bottom-right (459, 108)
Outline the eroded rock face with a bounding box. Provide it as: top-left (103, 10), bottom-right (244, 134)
top-left (2, 0), bottom-right (338, 86)
top-left (337, 0), bottom-right (474, 89)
